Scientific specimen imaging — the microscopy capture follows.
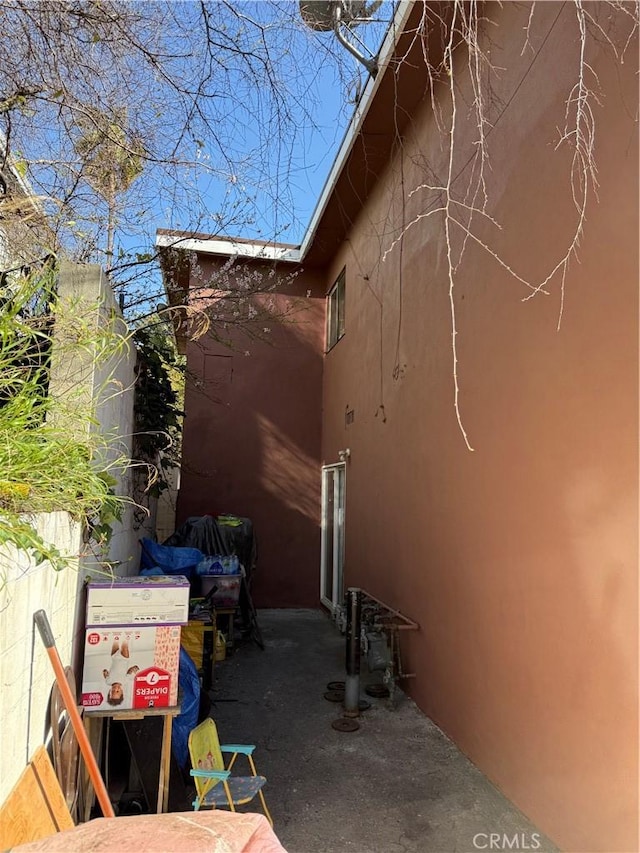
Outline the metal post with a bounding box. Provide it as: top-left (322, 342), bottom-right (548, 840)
top-left (344, 587), bottom-right (362, 716)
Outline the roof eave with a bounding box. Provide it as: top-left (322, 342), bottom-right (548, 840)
top-left (155, 231), bottom-right (302, 264)
top-left (299, 0), bottom-right (416, 261)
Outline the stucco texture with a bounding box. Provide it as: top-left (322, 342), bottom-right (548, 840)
top-left (320, 4), bottom-right (638, 852)
top-left (179, 261), bottom-right (325, 607)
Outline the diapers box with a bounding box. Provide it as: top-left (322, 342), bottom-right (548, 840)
top-left (86, 575), bottom-right (190, 627)
top-left (81, 625), bottom-right (181, 711)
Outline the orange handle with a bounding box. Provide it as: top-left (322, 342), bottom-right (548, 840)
top-left (34, 610), bottom-right (115, 819)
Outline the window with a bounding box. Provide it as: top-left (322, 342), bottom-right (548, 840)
top-left (326, 268), bottom-right (345, 351)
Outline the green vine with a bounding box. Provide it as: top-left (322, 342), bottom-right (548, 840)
top-left (132, 322), bottom-right (184, 498)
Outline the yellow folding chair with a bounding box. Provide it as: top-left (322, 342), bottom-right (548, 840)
top-left (188, 718), bottom-right (273, 826)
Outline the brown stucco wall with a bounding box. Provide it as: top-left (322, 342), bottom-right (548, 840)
top-left (178, 261), bottom-right (325, 607)
top-left (321, 4), bottom-right (638, 852)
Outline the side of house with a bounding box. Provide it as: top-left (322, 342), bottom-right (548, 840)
top-left (319, 4), bottom-right (638, 852)
top-left (157, 2), bottom-right (638, 850)
top-left (161, 247), bottom-right (326, 607)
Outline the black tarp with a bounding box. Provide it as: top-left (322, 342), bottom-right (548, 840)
top-left (163, 514), bottom-right (257, 588)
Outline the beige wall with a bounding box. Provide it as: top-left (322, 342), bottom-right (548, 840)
top-left (53, 263), bottom-right (138, 578)
top-left (321, 5), bottom-right (638, 851)
top-left (0, 513), bottom-right (82, 804)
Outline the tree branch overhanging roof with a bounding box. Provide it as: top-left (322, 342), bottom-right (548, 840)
top-left (156, 1), bottom-right (442, 270)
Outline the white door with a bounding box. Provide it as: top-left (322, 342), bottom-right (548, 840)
top-left (320, 463), bottom-right (346, 613)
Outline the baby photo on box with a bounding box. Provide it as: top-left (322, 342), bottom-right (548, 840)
top-left (82, 625), bottom-right (181, 711)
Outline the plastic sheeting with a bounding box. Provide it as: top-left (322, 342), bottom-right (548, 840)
top-left (139, 538), bottom-right (204, 578)
top-left (172, 647), bottom-right (202, 772)
top-left (163, 515), bottom-right (256, 583)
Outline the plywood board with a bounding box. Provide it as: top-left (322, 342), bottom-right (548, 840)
top-left (0, 746), bottom-right (73, 849)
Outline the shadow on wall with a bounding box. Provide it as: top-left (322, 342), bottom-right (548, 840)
top-left (177, 268), bottom-right (326, 608)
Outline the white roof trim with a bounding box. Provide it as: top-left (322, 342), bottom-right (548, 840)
top-left (299, 0), bottom-right (414, 259)
top-left (156, 0), bottom-right (414, 264)
top-left (155, 232), bottom-right (301, 263)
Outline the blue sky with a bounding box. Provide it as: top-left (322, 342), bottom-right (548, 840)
top-left (155, 1), bottom-right (396, 248)
top-left (1, 0), bottom-right (395, 302)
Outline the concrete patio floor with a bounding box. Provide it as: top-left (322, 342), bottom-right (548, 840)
top-left (208, 609), bottom-right (558, 853)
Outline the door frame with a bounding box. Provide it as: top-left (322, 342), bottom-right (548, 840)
top-left (320, 462), bottom-right (346, 614)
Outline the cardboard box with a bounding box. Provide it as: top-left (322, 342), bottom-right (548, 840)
top-left (86, 576), bottom-right (190, 627)
top-left (81, 625), bottom-right (181, 711)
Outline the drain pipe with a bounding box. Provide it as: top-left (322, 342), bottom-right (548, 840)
top-left (344, 587), bottom-right (362, 716)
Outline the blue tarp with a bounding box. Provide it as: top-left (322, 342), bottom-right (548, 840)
top-left (172, 647), bottom-right (201, 771)
top-left (139, 537), bottom-right (204, 578)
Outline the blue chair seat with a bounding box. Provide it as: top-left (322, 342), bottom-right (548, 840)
top-left (200, 775), bottom-right (267, 807)
top-left (188, 718), bottom-right (272, 825)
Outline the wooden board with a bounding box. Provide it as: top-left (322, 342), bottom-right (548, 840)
top-left (0, 746), bottom-right (74, 849)
top-left (85, 705), bottom-right (181, 720)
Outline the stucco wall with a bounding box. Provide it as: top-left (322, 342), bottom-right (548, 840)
top-left (321, 5), bottom-right (638, 852)
top-left (0, 513), bottom-right (82, 804)
top-left (52, 263), bottom-right (138, 579)
top-left (178, 263), bottom-right (325, 607)
top-left (0, 263), bottom-right (138, 801)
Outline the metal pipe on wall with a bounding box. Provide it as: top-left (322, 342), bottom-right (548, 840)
top-left (344, 587), bottom-right (362, 715)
